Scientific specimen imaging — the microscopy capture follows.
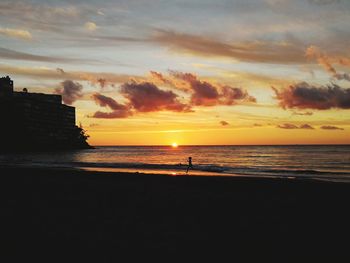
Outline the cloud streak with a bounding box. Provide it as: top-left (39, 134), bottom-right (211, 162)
top-left (0, 64), bottom-right (141, 85)
top-left (92, 111), bottom-right (131, 119)
top-left (308, 0), bottom-right (340, 5)
top-left (0, 47), bottom-right (96, 64)
top-left (0, 27), bottom-right (32, 40)
top-left (152, 30), bottom-right (305, 64)
top-left (306, 46), bottom-right (337, 75)
top-left (306, 46), bottom-right (350, 82)
top-left (292, 111), bottom-right (313, 116)
top-left (320, 125), bottom-right (344, 130)
top-left (0, 1), bottom-right (83, 34)
top-left (277, 123), bottom-right (345, 130)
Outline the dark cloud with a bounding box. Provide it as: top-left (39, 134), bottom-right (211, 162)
top-left (184, 77), bottom-right (219, 106)
top-left (321, 125), bottom-right (344, 130)
top-left (170, 71), bottom-right (256, 106)
top-left (277, 123), bottom-right (315, 129)
top-left (91, 93), bottom-right (131, 119)
top-left (86, 71), bottom-right (255, 118)
top-left (277, 123), bottom-right (299, 129)
top-left (273, 82), bottom-right (350, 110)
top-left (170, 71), bottom-right (219, 106)
top-left (300, 124), bottom-right (315, 129)
top-left (91, 93), bottom-right (126, 111)
top-left (253, 123), bottom-right (263, 127)
top-left (120, 81), bottom-right (192, 112)
top-left (220, 121), bottom-right (229, 126)
top-left (55, 80), bottom-right (83, 105)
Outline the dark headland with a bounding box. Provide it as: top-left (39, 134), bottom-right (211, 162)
top-left (2, 165), bottom-right (350, 261)
top-left (0, 76), bottom-right (91, 151)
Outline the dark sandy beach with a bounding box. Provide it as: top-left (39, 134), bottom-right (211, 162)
top-left (2, 165), bottom-right (350, 261)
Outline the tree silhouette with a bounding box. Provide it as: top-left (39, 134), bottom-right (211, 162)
top-left (71, 123), bottom-right (91, 149)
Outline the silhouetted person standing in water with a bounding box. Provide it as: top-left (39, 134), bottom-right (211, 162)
top-left (186, 156), bottom-right (193, 174)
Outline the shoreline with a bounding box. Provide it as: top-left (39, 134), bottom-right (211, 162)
top-left (2, 163), bottom-right (350, 183)
top-left (2, 165), bottom-right (350, 260)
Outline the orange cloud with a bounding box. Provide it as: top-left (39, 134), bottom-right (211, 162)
top-left (306, 46), bottom-right (350, 81)
top-left (149, 71), bottom-right (170, 84)
top-left (306, 46), bottom-right (337, 75)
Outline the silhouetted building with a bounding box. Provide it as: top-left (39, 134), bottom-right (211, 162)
top-left (0, 76), bottom-right (90, 151)
top-left (0, 76), bottom-right (14, 97)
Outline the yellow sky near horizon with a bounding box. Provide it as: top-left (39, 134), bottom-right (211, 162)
top-left (86, 126), bottom-right (350, 146)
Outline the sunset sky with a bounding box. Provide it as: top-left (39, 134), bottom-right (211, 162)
top-left (1, 0), bottom-right (349, 145)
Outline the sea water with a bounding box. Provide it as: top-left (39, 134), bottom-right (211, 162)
top-left (1, 145), bottom-right (350, 181)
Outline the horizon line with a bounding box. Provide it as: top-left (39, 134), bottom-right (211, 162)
top-left (91, 144), bottom-right (350, 147)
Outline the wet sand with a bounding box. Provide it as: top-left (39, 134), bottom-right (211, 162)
top-left (2, 165), bottom-right (350, 261)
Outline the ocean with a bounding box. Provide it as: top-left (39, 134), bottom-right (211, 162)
top-left (1, 145), bottom-right (350, 181)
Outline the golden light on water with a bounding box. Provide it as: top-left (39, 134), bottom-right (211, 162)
top-left (172, 142), bottom-right (178, 148)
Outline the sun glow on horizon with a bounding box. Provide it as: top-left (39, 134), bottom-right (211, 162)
top-left (172, 142), bottom-right (178, 148)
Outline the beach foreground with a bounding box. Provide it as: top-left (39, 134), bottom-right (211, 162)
top-left (2, 166), bottom-right (350, 261)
